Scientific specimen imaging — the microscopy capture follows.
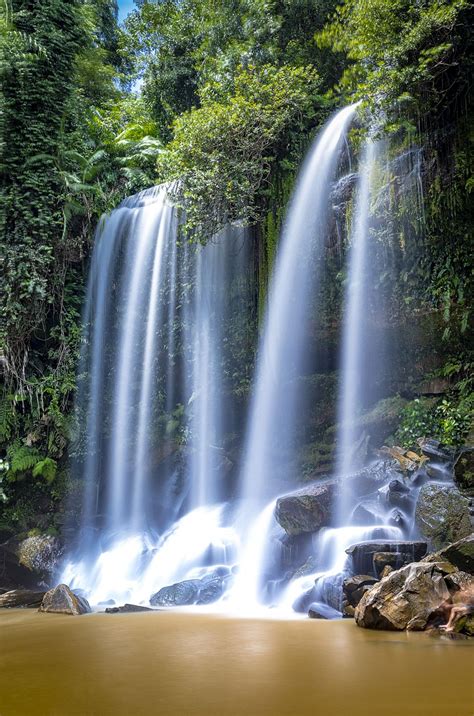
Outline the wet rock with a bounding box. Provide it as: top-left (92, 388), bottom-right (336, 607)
top-left (275, 461), bottom-right (399, 536)
top-left (380, 565), bottom-right (394, 578)
top-left (418, 438), bottom-right (454, 464)
top-left (415, 483), bottom-right (471, 550)
top-left (346, 540), bottom-right (427, 575)
top-left (39, 584), bottom-right (91, 615)
top-left (355, 562), bottom-right (454, 631)
top-left (343, 575), bottom-right (379, 608)
top-left (275, 481), bottom-right (335, 536)
top-left (17, 535), bottom-right (63, 580)
top-left (379, 446), bottom-right (418, 473)
top-left (308, 602), bottom-right (340, 619)
top-left (150, 569), bottom-right (230, 607)
top-left (343, 604), bottom-right (356, 618)
top-left (105, 603), bottom-right (154, 613)
top-left (0, 589), bottom-right (45, 608)
top-left (454, 448), bottom-right (474, 492)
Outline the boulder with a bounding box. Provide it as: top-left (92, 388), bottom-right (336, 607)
top-left (346, 540), bottom-right (427, 575)
top-left (39, 584), bottom-right (91, 615)
top-left (150, 569), bottom-right (231, 607)
top-left (373, 551), bottom-right (416, 577)
top-left (355, 562), bottom-right (455, 631)
top-left (275, 460), bottom-right (400, 536)
top-left (0, 589), bottom-right (45, 608)
top-left (415, 483), bottom-right (471, 550)
top-left (16, 535), bottom-right (62, 579)
top-left (454, 448), bottom-right (474, 492)
top-left (275, 481), bottom-right (335, 536)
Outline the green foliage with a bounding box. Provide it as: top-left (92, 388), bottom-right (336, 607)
top-left (159, 64), bottom-right (322, 238)
top-left (395, 396), bottom-right (472, 447)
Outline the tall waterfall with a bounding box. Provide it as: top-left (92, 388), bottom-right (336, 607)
top-left (239, 104), bottom-right (359, 509)
top-left (230, 105), bottom-right (359, 609)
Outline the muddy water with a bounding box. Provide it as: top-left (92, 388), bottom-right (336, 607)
top-left (0, 610), bottom-right (472, 716)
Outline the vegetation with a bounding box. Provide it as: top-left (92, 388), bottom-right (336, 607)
top-left (0, 0), bottom-right (472, 535)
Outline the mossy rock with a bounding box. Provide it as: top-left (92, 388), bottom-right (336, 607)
top-left (415, 483), bottom-right (471, 550)
top-left (454, 448), bottom-right (474, 492)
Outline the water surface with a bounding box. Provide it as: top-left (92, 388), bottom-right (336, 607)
top-left (0, 611), bottom-right (471, 715)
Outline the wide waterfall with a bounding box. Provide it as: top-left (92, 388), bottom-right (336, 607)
top-left (61, 105), bottom-right (422, 615)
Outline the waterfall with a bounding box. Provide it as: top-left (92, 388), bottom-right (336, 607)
top-left (335, 141), bottom-right (377, 524)
top-left (229, 104), bottom-right (359, 608)
top-left (63, 186), bottom-right (254, 604)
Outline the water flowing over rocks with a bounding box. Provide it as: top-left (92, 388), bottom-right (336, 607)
top-left (415, 483), bottom-right (471, 550)
top-left (39, 584), bottom-right (91, 615)
top-left (275, 460), bottom-right (399, 536)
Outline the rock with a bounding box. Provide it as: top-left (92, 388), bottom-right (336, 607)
top-left (373, 551), bottom-right (416, 577)
top-left (150, 569), bottom-right (230, 607)
top-left (381, 565), bottom-right (394, 578)
top-left (0, 543), bottom-right (43, 591)
top-left (308, 602), bottom-right (340, 619)
top-left (343, 574), bottom-right (379, 609)
top-left (379, 446), bottom-right (418, 473)
top-left (343, 604), bottom-right (356, 618)
top-left (275, 481), bottom-right (335, 536)
top-left (17, 535), bottom-right (63, 579)
top-left (355, 562), bottom-right (454, 631)
top-left (39, 584), bottom-right (91, 615)
top-left (346, 540), bottom-right (427, 575)
top-left (454, 448), bottom-right (474, 492)
top-left (418, 438), bottom-right (454, 464)
top-left (105, 604), bottom-right (154, 613)
top-left (0, 589), bottom-right (46, 608)
top-left (427, 534), bottom-right (474, 574)
top-left (415, 483), bottom-right (471, 550)
top-left (275, 460), bottom-right (400, 535)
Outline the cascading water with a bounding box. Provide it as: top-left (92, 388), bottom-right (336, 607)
top-left (229, 104), bottom-right (360, 609)
top-left (63, 186), bottom-right (254, 604)
top-left (335, 140), bottom-right (377, 524)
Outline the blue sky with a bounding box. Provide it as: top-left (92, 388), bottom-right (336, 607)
top-left (118, 0), bottom-right (136, 22)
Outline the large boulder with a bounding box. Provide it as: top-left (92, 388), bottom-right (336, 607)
top-left (345, 540), bottom-right (427, 576)
top-left (354, 561), bottom-right (463, 631)
top-left (275, 460), bottom-right (400, 535)
top-left (0, 589), bottom-right (45, 608)
top-left (454, 448), bottom-right (474, 492)
top-left (343, 575), bottom-right (379, 609)
top-left (39, 584), bottom-right (91, 615)
top-left (415, 483), bottom-right (471, 550)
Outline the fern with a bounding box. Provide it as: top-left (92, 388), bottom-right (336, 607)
top-left (32, 458), bottom-right (57, 484)
top-left (7, 443), bottom-right (41, 477)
